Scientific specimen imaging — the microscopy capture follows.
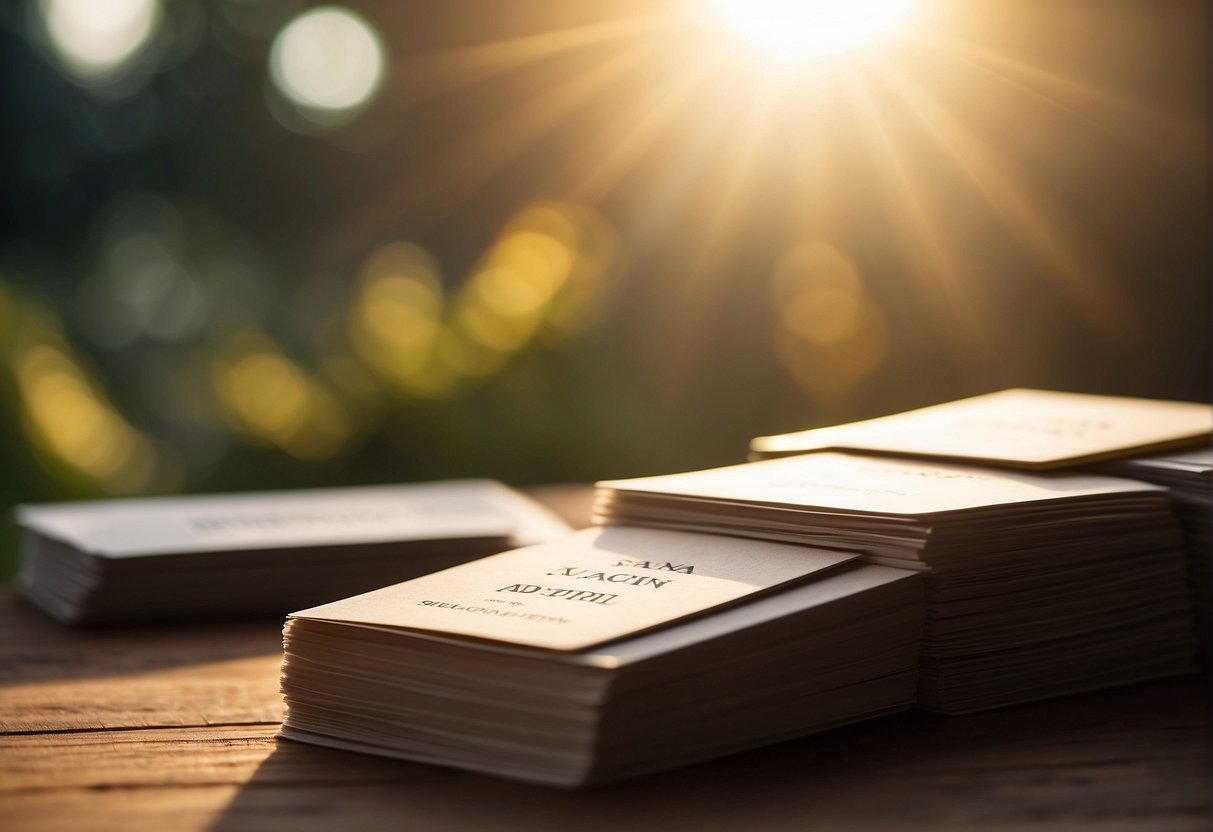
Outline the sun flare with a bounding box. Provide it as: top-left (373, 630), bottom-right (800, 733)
top-left (711, 0), bottom-right (917, 57)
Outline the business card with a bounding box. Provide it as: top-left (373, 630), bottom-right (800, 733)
top-left (290, 527), bottom-right (855, 651)
top-left (16, 480), bottom-right (530, 558)
top-left (598, 451), bottom-right (1164, 517)
top-left (750, 389), bottom-right (1212, 468)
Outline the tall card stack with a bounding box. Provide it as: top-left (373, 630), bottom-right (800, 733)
top-left (596, 452), bottom-right (1197, 713)
top-left (1096, 448), bottom-right (1212, 652)
top-left (279, 527), bottom-right (924, 786)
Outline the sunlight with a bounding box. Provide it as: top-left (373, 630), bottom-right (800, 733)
top-left (276, 2), bottom-right (1197, 408)
top-left (711, 0), bottom-right (917, 58)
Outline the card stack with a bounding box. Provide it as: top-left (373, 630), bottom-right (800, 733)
top-left (17, 480), bottom-right (569, 624)
top-left (750, 388), bottom-right (1212, 468)
top-left (1096, 448), bottom-right (1212, 651)
top-left (595, 452), bottom-right (1197, 713)
top-left (280, 527), bottom-right (924, 787)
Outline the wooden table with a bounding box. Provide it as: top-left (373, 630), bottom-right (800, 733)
top-left (2, 487), bottom-right (1210, 831)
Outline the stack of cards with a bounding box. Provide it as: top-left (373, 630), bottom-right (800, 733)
top-left (1096, 448), bottom-right (1213, 651)
top-left (280, 527), bottom-right (924, 787)
top-left (750, 387), bottom-right (1212, 663)
top-left (595, 453), bottom-right (1197, 713)
top-left (17, 480), bottom-right (569, 624)
top-left (750, 388), bottom-right (1212, 468)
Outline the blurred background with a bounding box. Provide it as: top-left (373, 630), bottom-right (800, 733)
top-left (0, 0), bottom-right (1207, 578)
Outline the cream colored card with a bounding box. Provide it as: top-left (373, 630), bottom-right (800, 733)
top-left (750, 389), bottom-right (1212, 468)
top-left (599, 452), bottom-right (1164, 517)
top-left (290, 527), bottom-right (855, 651)
top-left (15, 480), bottom-right (552, 558)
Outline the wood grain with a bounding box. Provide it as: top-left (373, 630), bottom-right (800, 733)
top-left (0, 595), bottom-right (284, 685)
top-left (1, 485), bottom-right (1210, 831)
top-left (0, 653), bottom-right (283, 733)
top-left (0, 599), bottom-right (284, 733)
top-left (2, 682), bottom-right (1209, 832)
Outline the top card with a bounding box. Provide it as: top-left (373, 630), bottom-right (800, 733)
top-left (291, 527), bottom-right (854, 651)
top-left (750, 389), bottom-right (1212, 469)
top-left (598, 452), bottom-right (1162, 518)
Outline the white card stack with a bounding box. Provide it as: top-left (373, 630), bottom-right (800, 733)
top-left (750, 388), bottom-right (1212, 469)
top-left (1096, 448), bottom-right (1212, 652)
top-left (280, 527), bottom-right (924, 787)
top-left (595, 452), bottom-right (1197, 713)
top-left (17, 480), bottom-right (569, 624)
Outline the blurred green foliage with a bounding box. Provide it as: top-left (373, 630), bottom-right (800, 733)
top-left (0, 1), bottom-right (1207, 582)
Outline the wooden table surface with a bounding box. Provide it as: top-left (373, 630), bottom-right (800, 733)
top-left (2, 486), bottom-right (1211, 831)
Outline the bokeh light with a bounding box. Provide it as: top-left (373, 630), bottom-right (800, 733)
top-left (212, 333), bottom-right (351, 461)
top-left (0, 0), bottom-right (1205, 585)
top-left (269, 6), bottom-right (386, 126)
top-left (72, 193), bottom-right (234, 351)
top-left (344, 202), bottom-right (614, 401)
top-left (38, 0), bottom-right (160, 84)
top-left (771, 242), bottom-right (889, 404)
top-left (348, 242), bottom-right (450, 397)
top-left (1, 288), bottom-right (165, 494)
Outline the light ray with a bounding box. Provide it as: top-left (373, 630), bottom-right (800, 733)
top-left (917, 32), bottom-right (1200, 159)
top-left (843, 64), bottom-right (997, 350)
top-left (328, 1), bottom-right (1193, 407)
top-left (338, 42), bottom-right (651, 253)
top-left (872, 61), bottom-right (1139, 336)
top-left (396, 12), bottom-right (686, 104)
top-left (564, 56), bottom-right (720, 204)
top-left (651, 69), bottom-right (786, 385)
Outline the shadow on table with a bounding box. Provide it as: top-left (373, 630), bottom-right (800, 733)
top-left (0, 591), bottom-right (283, 686)
top-left (208, 714), bottom-right (928, 832)
top-left (207, 678), bottom-right (1212, 832)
